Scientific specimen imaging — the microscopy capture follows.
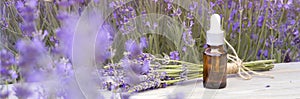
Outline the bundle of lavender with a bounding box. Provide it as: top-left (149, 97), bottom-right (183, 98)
top-left (153, 59), bottom-right (275, 85)
top-left (102, 51), bottom-right (275, 93)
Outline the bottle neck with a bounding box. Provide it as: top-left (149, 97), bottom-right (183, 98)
top-left (207, 44), bottom-right (226, 51)
top-left (207, 44), bottom-right (224, 48)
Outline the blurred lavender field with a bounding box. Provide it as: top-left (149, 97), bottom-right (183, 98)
top-left (0, 0), bottom-right (299, 98)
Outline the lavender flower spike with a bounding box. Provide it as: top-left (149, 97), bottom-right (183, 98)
top-left (125, 39), bottom-right (143, 59)
top-left (170, 51), bottom-right (180, 60)
top-left (14, 85), bottom-right (33, 99)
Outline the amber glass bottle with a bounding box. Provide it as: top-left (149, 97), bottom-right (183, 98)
top-left (203, 45), bottom-right (227, 89)
top-left (203, 14), bottom-right (227, 89)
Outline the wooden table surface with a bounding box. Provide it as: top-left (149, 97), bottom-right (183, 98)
top-left (1, 62), bottom-right (300, 99)
top-left (131, 62), bottom-right (300, 99)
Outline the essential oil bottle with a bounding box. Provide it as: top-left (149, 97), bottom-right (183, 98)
top-left (203, 14), bottom-right (227, 89)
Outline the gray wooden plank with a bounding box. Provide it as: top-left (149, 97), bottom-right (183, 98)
top-left (131, 62), bottom-right (300, 99)
top-left (1, 62), bottom-right (300, 99)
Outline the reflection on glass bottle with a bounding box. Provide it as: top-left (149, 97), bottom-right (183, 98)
top-left (203, 14), bottom-right (227, 89)
top-left (203, 45), bottom-right (227, 89)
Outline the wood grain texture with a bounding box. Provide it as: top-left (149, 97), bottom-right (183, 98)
top-left (131, 62), bottom-right (300, 99)
top-left (1, 62), bottom-right (300, 99)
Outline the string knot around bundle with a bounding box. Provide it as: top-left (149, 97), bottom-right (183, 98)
top-left (224, 39), bottom-right (274, 80)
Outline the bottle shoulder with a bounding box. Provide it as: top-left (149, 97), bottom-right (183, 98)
top-left (203, 46), bottom-right (227, 56)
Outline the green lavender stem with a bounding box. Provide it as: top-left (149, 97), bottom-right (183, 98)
top-left (103, 59), bottom-right (275, 90)
top-left (104, 59), bottom-right (275, 72)
top-left (161, 63), bottom-right (274, 85)
top-left (152, 59), bottom-right (275, 69)
top-left (162, 74), bottom-right (203, 85)
top-left (156, 62), bottom-right (274, 75)
top-left (156, 60), bottom-right (275, 78)
top-left (154, 69), bottom-right (202, 74)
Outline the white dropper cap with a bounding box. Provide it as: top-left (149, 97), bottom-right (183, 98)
top-left (206, 14), bottom-right (224, 46)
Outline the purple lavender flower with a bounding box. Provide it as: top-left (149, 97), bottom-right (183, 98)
top-left (293, 38), bottom-right (300, 44)
top-left (16, 0), bottom-right (39, 36)
top-left (281, 0), bottom-right (293, 9)
top-left (140, 37), bottom-right (148, 48)
top-left (263, 50), bottom-right (268, 58)
top-left (266, 17), bottom-right (277, 29)
top-left (109, 1), bottom-right (117, 8)
top-left (58, 0), bottom-right (75, 7)
top-left (182, 46), bottom-right (187, 52)
top-left (9, 70), bottom-right (18, 79)
top-left (229, 9), bottom-right (237, 21)
top-left (122, 17), bottom-right (129, 24)
top-left (25, 0), bottom-right (37, 8)
top-left (120, 53), bottom-right (152, 87)
top-left (277, 2), bottom-right (283, 9)
top-left (248, 1), bottom-right (253, 9)
top-left (210, 2), bottom-right (216, 8)
top-left (0, 68), bottom-right (10, 82)
top-left (122, 58), bottom-right (149, 75)
top-left (95, 24), bottom-right (114, 63)
top-left (289, 20), bottom-right (296, 25)
top-left (260, 0), bottom-right (269, 10)
top-left (161, 82), bottom-right (167, 88)
top-left (284, 51), bottom-right (292, 62)
top-left (166, 3), bottom-right (172, 11)
top-left (55, 58), bottom-right (74, 77)
top-left (120, 93), bottom-right (131, 99)
top-left (93, 0), bottom-right (99, 3)
top-left (24, 69), bottom-right (47, 82)
top-left (0, 90), bottom-right (9, 99)
top-left (16, 39), bottom-right (46, 67)
top-left (250, 33), bottom-right (258, 40)
top-left (257, 15), bottom-right (264, 27)
top-left (16, 39), bottom-right (50, 82)
top-left (171, 8), bottom-right (182, 16)
top-left (14, 85), bottom-right (32, 99)
top-left (232, 22), bottom-right (239, 31)
top-left (187, 13), bottom-right (194, 20)
top-left (247, 20), bottom-right (252, 27)
top-left (56, 11), bottom-right (69, 20)
top-left (164, 0), bottom-right (173, 3)
top-left (257, 49), bottom-right (263, 59)
top-left (5, 1), bottom-right (13, 6)
top-left (296, 57), bottom-right (300, 62)
top-left (0, 49), bottom-right (15, 67)
top-left (0, 18), bottom-right (8, 29)
top-left (112, 5), bottom-right (137, 35)
top-left (125, 39), bottom-right (143, 59)
top-left (142, 60), bottom-right (150, 74)
top-left (170, 51), bottom-right (180, 60)
top-left (15, 1), bottom-right (24, 11)
top-left (121, 59), bottom-right (142, 85)
top-left (56, 14), bottom-right (79, 58)
top-left (182, 29), bottom-right (195, 46)
top-left (189, 2), bottom-right (198, 11)
top-left (225, 0), bottom-right (233, 8)
top-left (189, 20), bottom-right (194, 28)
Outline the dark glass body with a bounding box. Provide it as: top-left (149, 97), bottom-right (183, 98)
top-left (203, 45), bottom-right (227, 89)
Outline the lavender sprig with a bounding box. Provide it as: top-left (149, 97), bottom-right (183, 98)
top-left (103, 51), bottom-right (275, 92)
